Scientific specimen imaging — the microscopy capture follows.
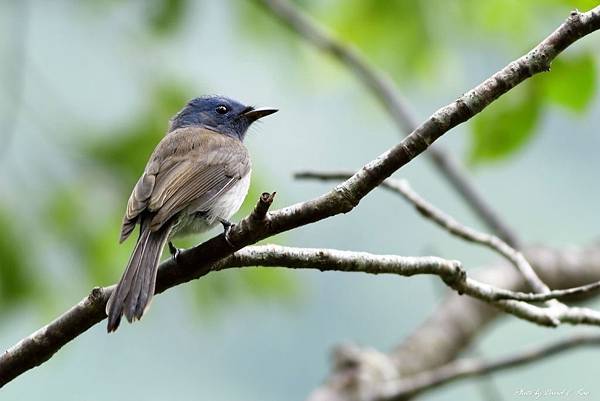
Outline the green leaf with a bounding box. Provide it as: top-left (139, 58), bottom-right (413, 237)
top-left (542, 53), bottom-right (596, 113)
top-left (328, 0), bottom-right (435, 79)
top-left (43, 186), bottom-right (129, 285)
top-left (85, 222), bottom-right (132, 285)
top-left (557, 0), bottom-right (600, 11)
top-left (146, 0), bottom-right (188, 35)
top-left (0, 208), bottom-right (40, 309)
top-left (461, 0), bottom-right (533, 37)
top-left (469, 83), bottom-right (542, 164)
top-left (190, 268), bottom-right (298, 317)
top-left (238, 268), bottom-right (298, 299)
top-left (84, 83), bottom-right (193, 185)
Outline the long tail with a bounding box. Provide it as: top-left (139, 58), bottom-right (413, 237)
top-left (106, 218), bottom-right (172, 332)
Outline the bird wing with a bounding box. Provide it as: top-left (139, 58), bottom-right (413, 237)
top-left (119, 127), bottom-right (250, 242)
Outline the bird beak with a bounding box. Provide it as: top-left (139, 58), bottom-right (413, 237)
top-left (243, 107), bottom-right (278, 122)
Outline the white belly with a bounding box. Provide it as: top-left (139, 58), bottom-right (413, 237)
top-left (205, 172), bottom-right (251, 223)
top-left (172, 172), bottom-right (251, 237)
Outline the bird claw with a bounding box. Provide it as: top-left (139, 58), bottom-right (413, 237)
top-left (168, 241), bottom-right (181, 263)
top-left (218, 218), bottom-right (235, 248)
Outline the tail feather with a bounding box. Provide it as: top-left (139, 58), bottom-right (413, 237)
top-left (126, 227), bottom-right (168, 320)
top-left (135, 239), bottom-right (162, 318)
top-left (106, 219), bottom-right (172, 332)
top-left (123, 231), bottom-right (152, 320)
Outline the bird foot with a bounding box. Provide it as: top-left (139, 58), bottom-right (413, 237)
top-left (168, 241), bottom-right (181, 263)
top-left (218, 218), bottom-right (236, 248)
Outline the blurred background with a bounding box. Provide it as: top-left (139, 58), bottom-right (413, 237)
top-left (1, 0), bottom-right (599, 400)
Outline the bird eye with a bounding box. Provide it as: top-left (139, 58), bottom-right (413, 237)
top-left (216, 105), bottom-right (229, 114)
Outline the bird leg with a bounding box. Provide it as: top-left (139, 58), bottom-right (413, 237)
top-left (218, 217), bottom-right (235, 247)
top-left (168, 241), bottom-right (181, 263)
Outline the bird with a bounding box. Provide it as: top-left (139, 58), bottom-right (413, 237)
top-left (105, 95), bottom-right (277, 332)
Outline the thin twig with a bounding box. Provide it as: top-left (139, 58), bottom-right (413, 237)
top-left (390, 244), bottom-right (600, 376)
top-left (299, 173), bottom-right (600, 326)
top-left (222, 245), bottom-right (600, 305)
top-left (225, 246), bottom-right (600, 329)
top-left (257, 0), bottom-right (521, 247)
top-left (307, 244), bottom-right (600, 401)
top-left (295, 171), bottom-right (551, 295)
top-left (379, 332), bottom-right (600, 400)
top-left (389, 179), bottom-right (545, 288)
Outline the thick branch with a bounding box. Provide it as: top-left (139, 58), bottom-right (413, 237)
top-left (257, 0), bottom-right (520, 246)
top-left (2, 4), bottom-right (600, 388)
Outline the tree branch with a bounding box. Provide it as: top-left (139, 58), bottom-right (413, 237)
top-left (2, 4), bottom-right (600, 388)
top-left (308, 243), bottom-right (600, 401)
top-left (172, 246), bottom-right (600, 329)
top-left (379, 332), bottom-right (600, 400)
top-left (0, 245), bottom-right (459, 387)
top-left (5, 243), bottom-right (600, 388)
top-left (308, 332), bottom-right (600, 401)
top-left (220, 246), bottom-right (600, 308)
top-left (256, 0), bottom-right (521, 247)
top-left (295, 172), bottom-right (558, 297)
top-left (382, 179), bottom-right (546, 292)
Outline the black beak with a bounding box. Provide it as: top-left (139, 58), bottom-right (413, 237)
top-left (243, 107), bottom-right (278, 122)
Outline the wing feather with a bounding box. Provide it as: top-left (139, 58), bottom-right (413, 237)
top-left (119, 127), bottom-right (250, 241)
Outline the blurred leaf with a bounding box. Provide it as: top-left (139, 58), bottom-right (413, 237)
top-left (234, 0), bottom-right (308, 72)
top-left (44, 186), bottom-right (129, 285)
top-left (192, 273), bottom-right (238, 314)
top-left (0, 208), bottom-right (40, 310)
top-left (457, 0), bottom-right (591, 41)
top-left (45, 186), bottom-right (85, 238)
top-left (86, 223), bottom-right (132, 284)
top-left (469, 83), bottom-right (542, 164)
top-left (542, 53), bottom-right (596, 112)
top-left (85, 83), bottom-right (192, 185)
top-left (146, 0), bottom-right (188, 35)
top-left (238, 0), bottom-right (437, 81)
top-left (327, 0), bottom-right (435, 79)
top-left (461, 0), bottom-right (535, 37)
top-left (468, 52), bottom-right (596, 164)
top-left (558, 0), bottom-right (599, 10)
top-left (238, 268), bottom-right (298, 298)
top-left (191, 268), bottom-right (299, 317)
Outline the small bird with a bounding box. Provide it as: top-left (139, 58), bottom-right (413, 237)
top-left (106, 95), bottom-right (277, 332)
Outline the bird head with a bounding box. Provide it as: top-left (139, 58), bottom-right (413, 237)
top-left (169, 96), bottom-right (278, 140)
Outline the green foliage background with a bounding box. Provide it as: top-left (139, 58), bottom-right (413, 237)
top-left (0, 0), bottom-right (597, 328)
top-left (0, 0), bottom-right (597, 335)
top-left (0, 1), bottom-right (598, 400)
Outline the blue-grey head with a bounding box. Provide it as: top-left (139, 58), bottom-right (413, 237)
top-left (169, 96), bottom-right (278, 140)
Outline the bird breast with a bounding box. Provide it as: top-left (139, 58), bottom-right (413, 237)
top-left (207, 171), bottom-right (252, 223)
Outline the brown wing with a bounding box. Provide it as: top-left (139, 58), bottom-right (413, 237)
top-left (119, 127), bottom-right (250, 242)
